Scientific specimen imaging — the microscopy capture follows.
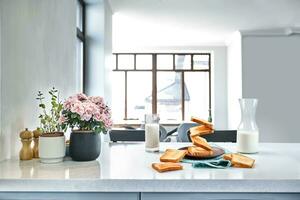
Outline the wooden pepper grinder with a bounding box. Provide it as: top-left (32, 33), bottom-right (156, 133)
top-left (19, 128), bottom-right (33, 160)
top-left (32, 128), bottom-right (42, 158)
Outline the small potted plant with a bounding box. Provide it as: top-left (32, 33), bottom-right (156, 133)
top-left (36, 87), bottom-right (66, 163)
top-left (61, 93), bottom-right (112, 161)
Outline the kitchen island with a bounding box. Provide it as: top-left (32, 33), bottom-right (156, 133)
top-left (0, 142), bottom-right (300, 199)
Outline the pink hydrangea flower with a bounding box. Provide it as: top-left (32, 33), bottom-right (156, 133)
top-left (88, 96), bottom-right (104, 105)
top-left (70, 102), bottom-right (84, 116)
top-left (79, 102), bottom-right (95, 121)
top-left (62, 93), bottom-right (113, 130)
top-left (81, 113), bottom-right (92, 121)
top-left (76, 93), bottom-right (88, 101)
top-left (93, 113), bottom-right (103, 122)
top-left (63, 96), bottom-right (80, 110)
top-left (104, 117), bottom-right (113, 128)
top-left (63, 98), bottom-right (73, 110)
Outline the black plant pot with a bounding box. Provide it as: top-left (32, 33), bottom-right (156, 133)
top-left (69, 131), bottom-right (101, 161)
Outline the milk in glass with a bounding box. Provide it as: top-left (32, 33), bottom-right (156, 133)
top-left (145, 114), bottom-right (160, 152)
top-left (237, 130), bottom-right (259, 153)
top-left (237, 98), bottom-right (259, 154)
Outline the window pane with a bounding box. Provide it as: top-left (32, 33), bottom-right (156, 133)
top-left (76, 38), bottom-right (83, 92)
top-left (184, 72), bottom-right (209, 120)
top-left (127, 72), bottom-right (152, 120)
top-left (175, 55), bottom-right (191, 70)
top-left (193, 55), bottom-right (209, 70)
top-left (157, 55), bottom-right (173, 70)
top-left (76, 1), bottom-right (83, 31)
top-left (157, 72), bottom-right (182, 121)
top-left (112, 72), bottom-right (125, 121)
top-left (118, 55), bottom-right (134, 69)
top-left (136, 55), bottom-right (152, 70)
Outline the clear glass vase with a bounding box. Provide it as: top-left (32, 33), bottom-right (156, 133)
top-left (237, 98), bottom-right (259, 153)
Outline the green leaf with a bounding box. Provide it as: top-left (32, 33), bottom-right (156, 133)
top-left (51, 102), bottom-right (57, 108)
top-left (58, 104), bottom-right (63, 110)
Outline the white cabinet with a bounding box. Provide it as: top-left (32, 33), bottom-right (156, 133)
top-left (1, 192), bottom-right (300, 200)
top-left (0, 192), bottom-right (139, 200)
top-left (141, 193), bottom-right (300, 200)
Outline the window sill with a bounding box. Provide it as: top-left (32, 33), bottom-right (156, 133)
top-left (112, 120), bottom-right (184, 128)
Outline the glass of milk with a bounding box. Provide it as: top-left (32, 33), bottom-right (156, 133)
top-left (145, 114), bottom-right (160, 152)
top-left (237, 98), bottom-right (259, 153)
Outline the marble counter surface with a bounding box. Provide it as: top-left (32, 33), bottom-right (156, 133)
top-left (0, 142), bottom-right (300, 192)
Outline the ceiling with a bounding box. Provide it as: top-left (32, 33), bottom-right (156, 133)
top-left (109, 0), bottom-right (300, 49)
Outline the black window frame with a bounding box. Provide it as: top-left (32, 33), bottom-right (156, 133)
top-left (77, 0), bottom-right (86, 92)
top-left (112, 53), bottom-right (212, 122)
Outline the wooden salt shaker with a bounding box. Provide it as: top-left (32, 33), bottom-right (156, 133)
top-left (19, 128), bottom-right (33, 160)
top-left (32, 128), bottom-right (42, 158)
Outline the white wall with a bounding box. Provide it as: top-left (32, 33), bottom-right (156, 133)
top-left (112, 46), bottom-right (228, 130)
top-left (85, 0), bottom-right (113, 101)
top-left (104, 0), bottom-right (113, 106)
top-left (211, 46), bottom-right (228, 130)
top-left (0, 4), bottom-right (2, 161)
top-left (227, 32), bottom-right (242, 130)
top-left (241, 34), bottom-right (300, 142)
top-left (0, 0), bottom-right (79, 160)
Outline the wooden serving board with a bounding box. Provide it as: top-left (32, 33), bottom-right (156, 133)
top-left (178, 146), bottom-right (225, 160)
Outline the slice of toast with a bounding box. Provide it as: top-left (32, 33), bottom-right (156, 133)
top-left (189, 125), bottom-right (213, 137)
top-left (223, 153), bottom-right (255, 168)
top-left (190, 136), bottom-right (213, 151)
top-left (160, 149), bottom-right (187, 163)
top-left (152, 162), bottom-right (183, 173)
top-left (187, 146), bottom-right (213, 157)
top-left (191, 116), bottom-right (213, 129)
top-left (223, 153), bottom-right (233, 161)
top-left (232, 164), bottom-right (252, 168)
top-left (231, 154), bottom-right (255, 168)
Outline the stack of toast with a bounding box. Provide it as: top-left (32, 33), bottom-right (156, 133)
top-left (187, 116), bottom-right (214, 157)
top-left (152, 116), bottom-right (255, 172)
top-left (152, 117), bottom-right (214, 173)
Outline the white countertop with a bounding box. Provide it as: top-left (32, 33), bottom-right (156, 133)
top-left (0, 142), bottom-right (300, 193)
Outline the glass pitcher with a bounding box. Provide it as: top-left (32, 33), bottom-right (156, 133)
top-left (237, 98), bottom-right (259, 153)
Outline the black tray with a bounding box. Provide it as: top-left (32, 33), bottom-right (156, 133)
top-left (179, 146), bottom-right (225, 160)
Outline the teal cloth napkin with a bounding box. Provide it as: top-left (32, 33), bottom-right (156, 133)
top-left (182, 158), bottom-right (231, 169)
top-left (181, 144), bottom-right (232, 169)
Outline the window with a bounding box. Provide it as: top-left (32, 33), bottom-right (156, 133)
top-left (112, 53), bottom-right (212, 123)
top-left (76, 0), bottom-right (85, 92)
